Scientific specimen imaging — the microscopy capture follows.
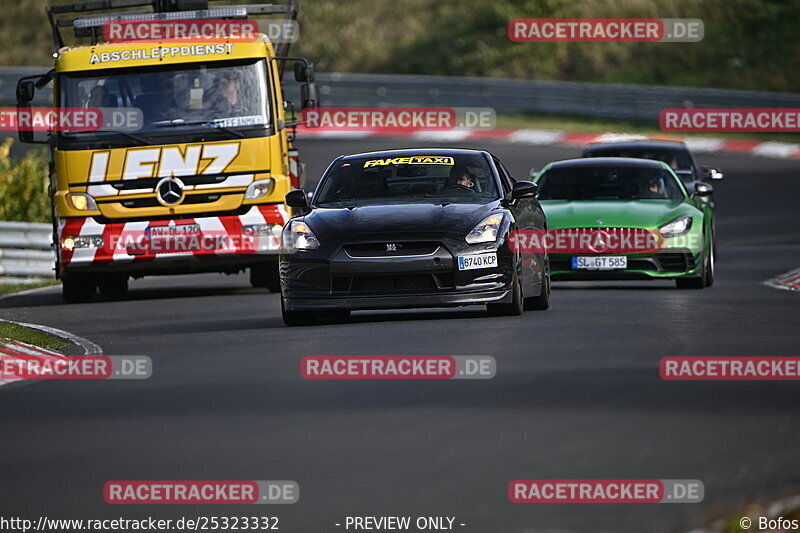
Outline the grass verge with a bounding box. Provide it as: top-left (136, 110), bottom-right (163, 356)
top-left (0, 280), bottom-right (60, 296)
top-left (0, 320), bottom-right (68, 350)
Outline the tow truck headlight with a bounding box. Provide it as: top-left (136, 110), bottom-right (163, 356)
top-left (243, 223), bottom-right (283, 251)
top-left (659, 215), bottom-right (692, 237)
top-left (283, 220), bottom-right (320, 251)
top-left (62, 235), bottom-right (103, 250)
top-left (242, 223), bottom-right (283, 237)
top-left (466, 214), bottom-right (504, 244)
top-left (69, 193), bottom-right (98, 211)
top-left (244, 179), bottom-right (275, 200)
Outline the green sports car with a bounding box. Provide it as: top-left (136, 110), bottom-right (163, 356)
top-left (533, 157), bottom-right (715, 288)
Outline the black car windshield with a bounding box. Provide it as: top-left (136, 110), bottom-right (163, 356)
top-left (585, 147), bottom-right (693, 171)
top-left (59, 58), bottom-right (270, 137)
top-left (314, 154), bottom-right (500, 206)
top-left (537, 165), bottom-right (685, 200)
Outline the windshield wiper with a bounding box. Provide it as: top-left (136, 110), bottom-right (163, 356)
top-left (154, 119), bottom-right (245, 138)
top-left (70, 130), bottom-right (150, 146)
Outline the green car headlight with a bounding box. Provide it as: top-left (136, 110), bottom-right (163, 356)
top-left (659, 215), bottom-right (692, 237)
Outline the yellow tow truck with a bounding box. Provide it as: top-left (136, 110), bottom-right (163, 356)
top-left (16, 0), bottom-right (316, 302)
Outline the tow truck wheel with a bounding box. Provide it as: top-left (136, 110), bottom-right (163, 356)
top-left (250, 260), bottom-right (281, 292)
top-left (61, 274), bottom-right (97, 304)
top-left (98, 274), bottom-right (129, 298)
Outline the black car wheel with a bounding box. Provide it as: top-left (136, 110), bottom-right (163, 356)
top-left (487, 278), bottom-right (523, 317)
top-left (281, 297), bottom-right (318, 326)
top-left (524, 271), bottom-right (550, 311)
top-left (250, 260), bottom-right (281, 292)
top-left (62, 274), bottom-right (97, 303)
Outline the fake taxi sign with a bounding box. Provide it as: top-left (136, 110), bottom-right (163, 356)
top-left (364, 156), bottom-right (454, 167)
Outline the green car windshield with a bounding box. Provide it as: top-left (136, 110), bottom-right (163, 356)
top-left (537, 166), bottom-right (684, 201)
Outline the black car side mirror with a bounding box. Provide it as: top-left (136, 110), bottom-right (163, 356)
top-left (694, 182), bottom-right (714, 197)
top-left (702, 165), bottom-right (724, 181)
top-left (511, 180), bottom-right (538, 199)
top-left (286, 189), bottom-right (310, 208)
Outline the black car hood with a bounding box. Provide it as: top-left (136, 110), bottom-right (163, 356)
top-left (305, 201), bottom-right (501, 241)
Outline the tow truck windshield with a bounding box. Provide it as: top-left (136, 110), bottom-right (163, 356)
top-left (58, 58), bottom-right (271, 140)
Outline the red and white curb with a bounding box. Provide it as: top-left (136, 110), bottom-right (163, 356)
top-left (764, 267), bottom-right (800, 292)
top-left (297, 128), bottom-right (800, 159)
top-left (0, 321), bottom-right (102, 389)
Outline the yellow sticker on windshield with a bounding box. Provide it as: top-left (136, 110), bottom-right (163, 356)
top-left (364, 156), bottom-right (454, 167)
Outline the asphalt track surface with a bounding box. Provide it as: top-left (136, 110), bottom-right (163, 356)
top-left (1, 139), bottom-right (799, 533)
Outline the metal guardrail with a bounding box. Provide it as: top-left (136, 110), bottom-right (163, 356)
top-left (0, 222), bottom-right (54, 280)
top-left (3, 67), bottom-right (800, 121)
top-left (287, 73), bottom-right (800, 121)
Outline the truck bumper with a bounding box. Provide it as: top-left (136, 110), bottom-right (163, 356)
top-left (58, 204), bottom-right (288, 276)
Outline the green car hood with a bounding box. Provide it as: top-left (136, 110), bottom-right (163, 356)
top-left (540, 199), bottom-right (695, 229)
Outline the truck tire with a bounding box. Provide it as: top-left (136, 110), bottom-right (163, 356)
top-left (250, 260), bottom-right (281, 292)
top-left (62, 274), bottom-right (97, 303)
top-left (98, 274), bottom-right (129, 298)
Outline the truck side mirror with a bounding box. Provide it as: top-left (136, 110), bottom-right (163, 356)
top-left (293, 61), bottom-right (314, 83)
top-left (301, 82), bottom-right (318, 109)
top-left (17, 79), bottom-right (35, 103)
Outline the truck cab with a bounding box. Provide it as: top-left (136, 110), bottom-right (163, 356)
top-left (16, 0), bottom-right (316, 302)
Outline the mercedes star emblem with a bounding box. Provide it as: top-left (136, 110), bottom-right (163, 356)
top-left (156, 177), bottom-right (186, 207)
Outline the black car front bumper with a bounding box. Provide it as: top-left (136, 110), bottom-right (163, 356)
top-left (280, 238), bottom-right (515, 311)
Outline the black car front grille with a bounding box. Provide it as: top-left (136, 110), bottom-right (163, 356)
top-left (333, 273), bottom-right (455, 294)
top-left (343, 242), bottom-right (440, 258)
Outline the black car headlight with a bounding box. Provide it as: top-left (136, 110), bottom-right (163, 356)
top-left (283, 220), bottom-right (320, 251)
top-left (466, 214), bottom-right (504, 245)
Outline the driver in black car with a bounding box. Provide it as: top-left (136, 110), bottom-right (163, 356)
top-left (442, 166), bottom-right (475, 194)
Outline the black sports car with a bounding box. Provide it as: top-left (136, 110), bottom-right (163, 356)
top-left (581, 139), bottom-right (723, 208)
top-left (278, 149), bottom-right (550, 326)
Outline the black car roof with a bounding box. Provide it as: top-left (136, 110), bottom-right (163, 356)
top-left (584, 140), bottom-right (688, 152)
top-left (340, 148), bottom-right (488, 159)
top-left (547, 157), bottom-right (669, 169)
